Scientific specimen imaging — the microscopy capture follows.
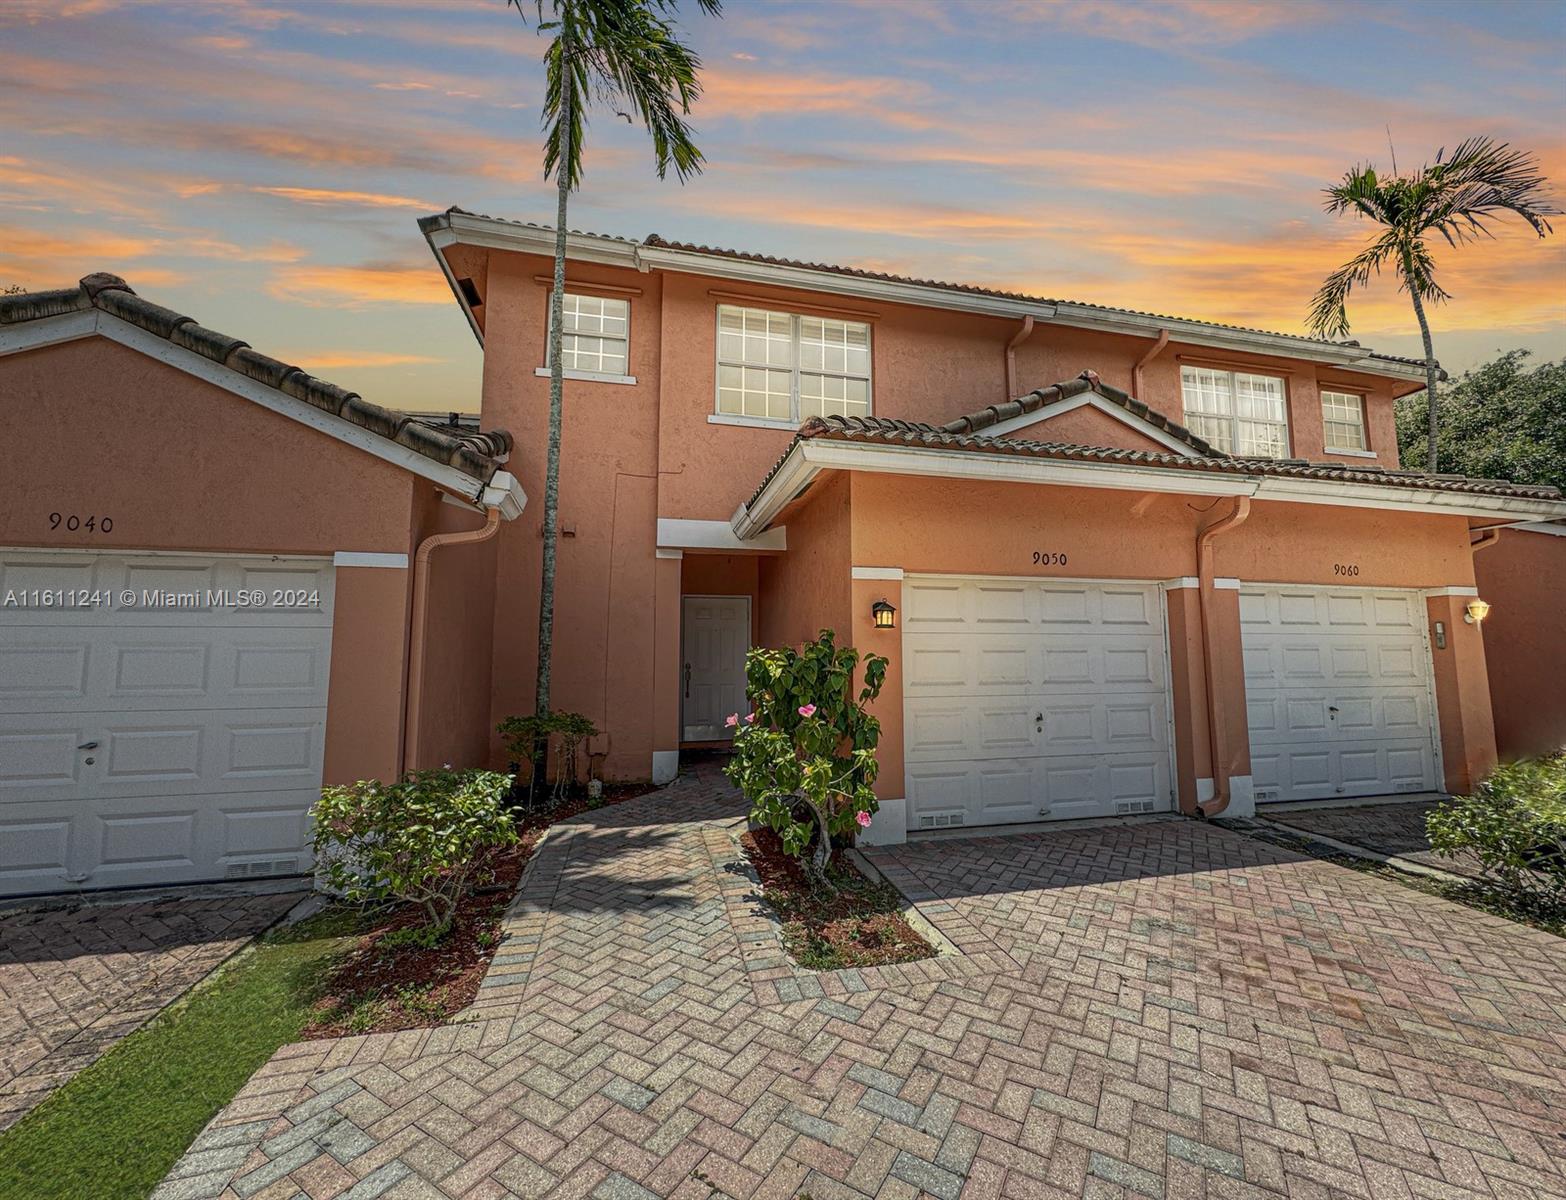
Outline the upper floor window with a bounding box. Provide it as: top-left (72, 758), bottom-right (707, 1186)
top-left (1180, 365), bottom-right (1289, 458)
top-left (548, 293), bottom-right (630, 377)
top-left (716, 304), bottom-right (871, 423)
top-left (1320, 389), bottom-right (1367, 452)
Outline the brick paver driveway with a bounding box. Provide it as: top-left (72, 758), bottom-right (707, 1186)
top-left (1256, 801), bottom-right (1484, 878)
top-left (0, 885), bottom-right (302, 1131)
top-left (164, 766), bottom-right (1566, 1200)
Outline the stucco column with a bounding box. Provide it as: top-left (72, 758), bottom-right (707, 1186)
top-left (851, 572), bottom-right (906, 845)
top-left (1425, 593), bottom-right (1497, 794)
top-left (651, 550), bottom-right (683, 784)
top-left (325, 564), bottom-right (409, 785)
top-left (1163, 579), bottom-right (1253, 816)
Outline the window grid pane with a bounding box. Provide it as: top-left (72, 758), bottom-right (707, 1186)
top-left (1181, 365), bottom-right (1288, 458)
top-left (717, 305), bottom-right (871, 423)
top-left (1320, 390), bottom-right (1366, 450)
top-left (551, 293), bottom-right (630, 376)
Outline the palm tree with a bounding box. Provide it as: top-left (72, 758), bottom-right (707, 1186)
top-left (510, 0), bottom-right (720, 736)
top-left (1306, 137), bottom-right (1557, 471)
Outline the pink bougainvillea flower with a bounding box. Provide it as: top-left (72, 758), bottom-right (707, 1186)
top-left (745, 712), bottom-right (757, 723)
top-left (724, 713), bottom-right (739, 728)
top-left (798, 704), bottom-right (817, 718)
top-left (856, 810), bottom-right (872, 828)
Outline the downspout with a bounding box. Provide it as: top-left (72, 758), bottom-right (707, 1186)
top-left (1132, 328), bottom-right (1170, 399)
top-left (403, 503), bottom-right (503, 774)
top-left (1194, 495), bottom-right (1251, 818)
top-left (1005, 314), bottom-right (1035, 400)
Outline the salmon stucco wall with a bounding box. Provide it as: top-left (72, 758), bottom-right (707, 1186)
top-left (0, 335), bottom-right (426, 791)
top-left (1473, 529), bottom-right (1566, 760)
top-left (1002, 403), bottom-right (1179, 455)
top-left (410, 493), bottom-right (500, 773)
top-left (477, 253), bottom-right (663, 780)
top-left (757, 473), bottom-right (853, 651)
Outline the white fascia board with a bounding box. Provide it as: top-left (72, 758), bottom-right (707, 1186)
top-left (735, 438), bottom-right (1566, 533)
top-left (434, 212), bottom-right (1423, 383)
top-left (1250, 476), bottom-right (1566, 521)
top-left (6, 312), bottom-right (521, 515)
top-left (1510, 520), bottom-right (1566, 538)
top-left (423, 228), bottom-right (485, 350)
top-left (1427, 586), bottom-right (1480, 597)
top-left (659, 517), bottom-right (785, 552)
top-left (984, 390), bottom-right (1199, 456)
top-left (852, 566), bottom-right (905, 580)
top-left (480, 472), bottom-right (528, 520)
top-left (0, 307), bottom-right (97, 354)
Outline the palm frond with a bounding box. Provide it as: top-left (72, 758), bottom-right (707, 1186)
top-left (1305, 231), bottom-right (1400, 339)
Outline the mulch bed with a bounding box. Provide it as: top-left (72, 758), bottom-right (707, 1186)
top-left (740, 828), bottom-right (936, 970)
top-left (300, 783), bottom-right (653, 1039)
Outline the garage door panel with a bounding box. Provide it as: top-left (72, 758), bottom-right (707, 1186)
top-left (0, 550), bottom-right (332, 896)
top-left (1242, 585), bottom-right (1438, 804)
top-left (904, 576), bottom-right (1172, 829)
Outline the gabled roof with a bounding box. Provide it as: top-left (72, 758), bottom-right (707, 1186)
top-left (421, 208), bottom-right (1441, 383)
top-left (942, 370), bottom-right (1219, 456)
top-left (735, 371), bottom-right (1562, 535)
top-left (1, 274), bottom-right (517, 498)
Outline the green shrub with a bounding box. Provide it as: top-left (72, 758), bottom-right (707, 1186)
top-left (313, 768), bottom-right (517, 933)
top-left (497, 710), bottom-right (600, 799)
top-left (725, 630), bottom-right (888, 878)
top-left (1426, 755), bottom-right (1566, 907)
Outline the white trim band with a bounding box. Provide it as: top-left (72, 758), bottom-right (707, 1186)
top-left (533, 366), bottom-right (637, 386)
top-left (981, 389), bottom-right (1199, 456)
top-left (852, 566), bottom-right (905, 580)
top-left (1162, 577), bottom-right (1240, 591)
top-left (1426, 586), bottom-right (1480, 597)
top-left (333, 551), bottom-right (409, 569)
top-left (659, 517), bottom-right (785, 553)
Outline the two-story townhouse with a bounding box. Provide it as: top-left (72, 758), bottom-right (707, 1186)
top-left (420, 208), bottom-right (1565, 843)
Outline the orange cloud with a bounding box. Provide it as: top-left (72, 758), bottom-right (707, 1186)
top-left (250, 185), bottom-right (439, 210)
top-left (275, 350), bottom-right (443, 369)
top-left (264, 262), bottom-right (451, 307)
top-left (700, 66), bottom-right (942, 131)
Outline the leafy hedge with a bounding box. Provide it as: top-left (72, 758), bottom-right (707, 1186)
top-left (1426, 754), bottom-right (1566, 909)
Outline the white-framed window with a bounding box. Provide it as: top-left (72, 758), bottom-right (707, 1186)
top-left (547, 292), bottom-right (630, 377)
top-left (716, 304), bottom-right (871, 423)
top-left (1320, 389), bottom-right (1368, 451)
top-left (1180, 365), bottom-right (1290, 458)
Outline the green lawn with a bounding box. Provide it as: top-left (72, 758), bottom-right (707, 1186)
top-left (0, 906), bottom-right (367, 1200)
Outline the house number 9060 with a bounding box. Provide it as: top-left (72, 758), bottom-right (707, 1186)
top-left (1032, 551), bottom-right (1068, 566)
top-left (1333, 563), bottom-right (1360, 576)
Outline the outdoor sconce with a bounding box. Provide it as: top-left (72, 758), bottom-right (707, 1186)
top-left (872, 599), bottom-right (897, 629)
top-left (1464, 598), bottom-right (1492, 625)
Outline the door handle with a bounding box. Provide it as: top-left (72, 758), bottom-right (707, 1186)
top-left (77, 741), bottom-right (99, 751)
top-left (683, 663), bottom-right (692, 699)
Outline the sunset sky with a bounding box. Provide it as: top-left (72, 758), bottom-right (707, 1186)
top-left (4, 0), bottom-right (1562, 411)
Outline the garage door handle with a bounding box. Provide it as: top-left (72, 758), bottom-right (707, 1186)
top-left (77, 741), bottom-right (99, 751)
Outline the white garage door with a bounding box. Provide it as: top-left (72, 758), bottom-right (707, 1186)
top-left (902, 576), bottom-right (1172, 830)
top-left (0, 549), bottom-right (334, 896)
top-left (1241, 586), bottom-right (1439, 804)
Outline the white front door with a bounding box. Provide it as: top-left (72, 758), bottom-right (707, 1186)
top-left (681, 595), bottom-right (750, 742)
top-left (1241, 585), bottom-right (1440, 803)
top-left (0, 549), bottom-right (334, 896)
top-left (902, 576), bottom-right (1173, 830)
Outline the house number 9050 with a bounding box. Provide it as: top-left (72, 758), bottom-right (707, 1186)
top-left (1032, 551), bottom-right (1068, 566)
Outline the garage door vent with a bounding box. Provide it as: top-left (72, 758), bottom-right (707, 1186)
top-left (1394, 780), bottom-right (1425, 793)
top-left (1254, 788), bottom-right (1280, 803)
top-left (918, 811), bottom-right (965, 830)
top-left (225, 858), bottom-right (301, 879)
top-left (1115, 800), bottom-right (1156, 816)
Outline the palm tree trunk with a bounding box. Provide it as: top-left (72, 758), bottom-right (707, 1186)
top-left (1408, 286), bottom-right (1439, 472)
top-left (535, 52), bottom-right (572, 724)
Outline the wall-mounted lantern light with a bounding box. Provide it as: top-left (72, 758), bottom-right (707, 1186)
top-left (872, 599), bottom-right (897, 629)
top-left (1464, 598), bottom-right (1492, 625)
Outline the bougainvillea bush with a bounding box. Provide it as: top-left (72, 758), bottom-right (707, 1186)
top-left (724, 630), bottom-right (888, 878)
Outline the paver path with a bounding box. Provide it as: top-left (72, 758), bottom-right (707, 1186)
top-left (0, 885), bottom-right (301, 1131)
top-left (1257, 801), bottom-right (1484, 878)
top-left (163, 765), bottom-right (1566, 1200)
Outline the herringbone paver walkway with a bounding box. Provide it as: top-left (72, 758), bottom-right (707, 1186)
top-left (161, 765), bottom-right (1566, 1200)
top-left (0, 885), bottom-right (301, 1130)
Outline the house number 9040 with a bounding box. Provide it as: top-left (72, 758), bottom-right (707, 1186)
top-left (49, 513), bottom-right (114, 533)
top-left (1032, 551), bottom-right (1068, 566)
